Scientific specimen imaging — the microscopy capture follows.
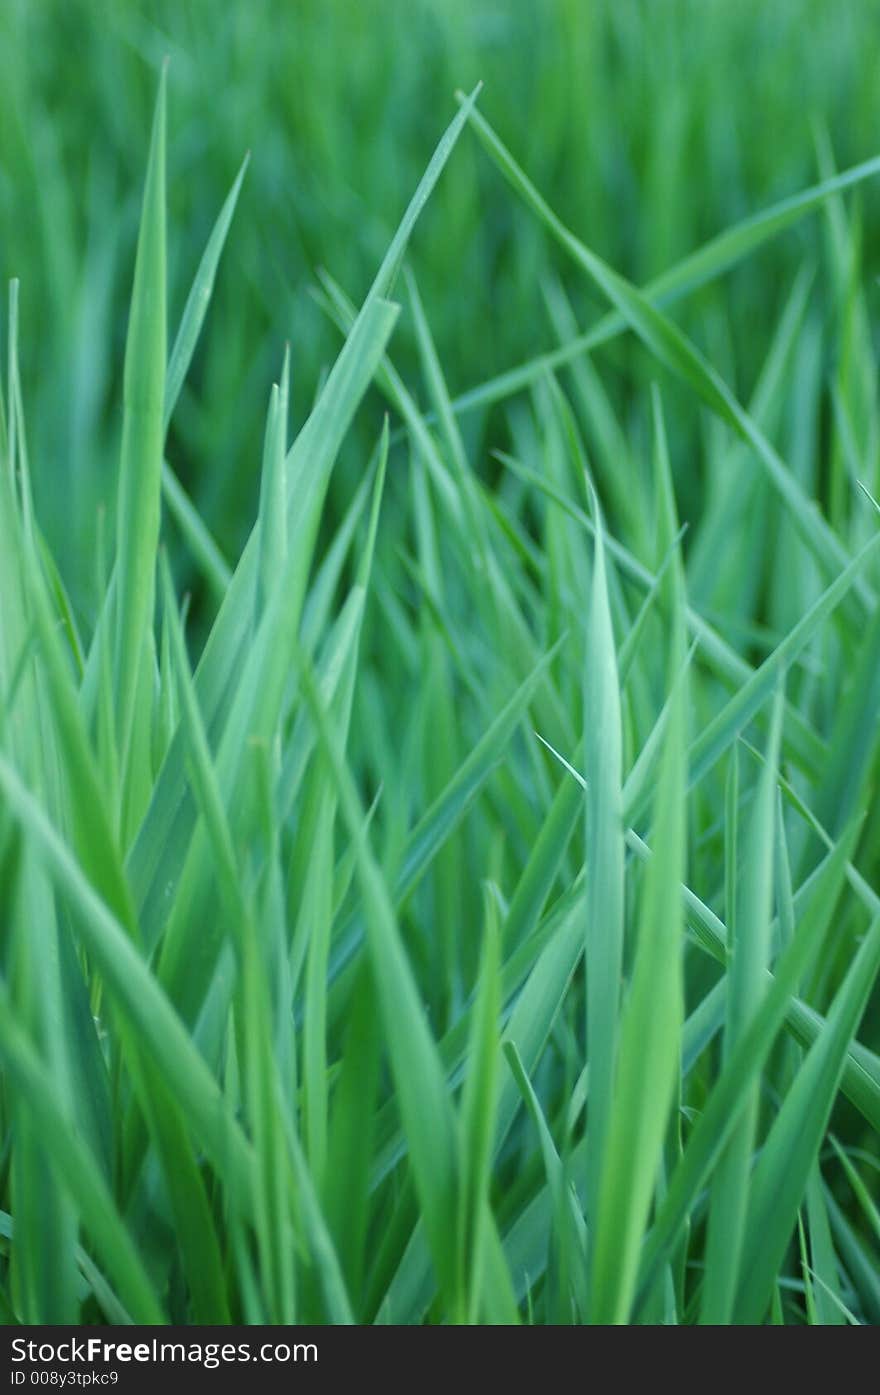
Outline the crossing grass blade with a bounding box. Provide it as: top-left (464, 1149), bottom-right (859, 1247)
top-left (460, 102), bottom-right (868, 602)
top-left (127, 82), bottom-right (480, 935)
top-left (0, 981), bottom-right (165, 1325)
top-left (0, 756), bottom-right (256, 1213)
top-left (635, 817), bottom-right (861, 1309)
top-left (734, 911), bottom-right (880, 1322)
top-left (829, 1138), bottom-right (880, 1245)
top-left (446, 149), bottom-right (880, 421)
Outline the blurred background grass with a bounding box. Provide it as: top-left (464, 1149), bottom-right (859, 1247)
top-left (2, 0), bottom-right (879, 610)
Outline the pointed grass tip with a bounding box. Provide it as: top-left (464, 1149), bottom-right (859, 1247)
top-left (856, 480), bottom-right (880, 515)
top-left (453, 82), bottom-right (484, 108)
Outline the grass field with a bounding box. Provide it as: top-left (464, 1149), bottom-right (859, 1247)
top-left (1, 0), bottom-right (879, 1325)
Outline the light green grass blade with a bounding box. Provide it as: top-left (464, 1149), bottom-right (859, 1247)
top-left (701, 692), bottom-right (783, 1324)
top-left (8, 469), bottom-right (137, 938)
top-left (155, 395), bottom-right (392, 1036)
top-left (279, 1108), bottom-right (354, 1323)
top-left (36, 529), bottom-right (84, 678)
top-left (157, 554), bottom-right (244, 922)
top-left (301, 424), bottom-right (386, 1188)
top-left (534, 740), bottom-right (880, 1138)
top-left (324, 969), bottom-right (382, 1308)
top-left (458, 892), bottom-right (504, 1323)
top-left (496, 447), bottom-right (827, 781)
top-left (582, 491), bottom-right (624, 1224)
top-left (406, 266), bottom-right (488, 568)
top-left (296, 649), bottom-right (461, 1307)
top-left (0, 1210), bottom-right (133, 1324)
top-left (151, 136), bottom-right (248, 611)
top-left (505, 1039), bottom-right (588, 1321)
top-left (775, 795), bottom-right (845, 1326)
top-left (143, 299), bottom-right (398, 997)
top-left (7, 858), bottom-right (79, 1324)
top-left (617, 527), bottom-right (688, 687)
top-left (502, 758), bottom-right (581, 952)
top-left (591, 519), bottom-right (687, 1325)
top-left (164, 152), bottom-right (250, 431)
top-left (113, 67), bottom-right (167, 786)
top-left (160, 462), bottom-right (232, 600)
top-left (804, 1166), bottom-right (844, 1325)
top-left (813, 602), bottom-right (880, 836)
top-left (315, 272), bottom-right (575, 744)
top-left (159, 557), bottom-right (298, 1320)
top-left (368, 84), bottom-right (481, 303)
top-left (256, 346), bottom-right (290, 618)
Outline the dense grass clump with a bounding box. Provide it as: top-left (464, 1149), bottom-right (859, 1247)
top-left (1, 4), bottom-right (880, 1326)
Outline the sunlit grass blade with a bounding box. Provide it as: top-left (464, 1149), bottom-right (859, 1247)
top-left (591, 510), bottom-right (687, 1325)
top-left (582, 489), bottom-right (624, 1225)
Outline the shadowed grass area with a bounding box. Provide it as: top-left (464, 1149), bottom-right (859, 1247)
top-left (0, 0), bottom-right (879, 1325)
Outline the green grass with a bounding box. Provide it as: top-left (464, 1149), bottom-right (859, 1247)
top-left (1, 0), bottom-right (879, 1326)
